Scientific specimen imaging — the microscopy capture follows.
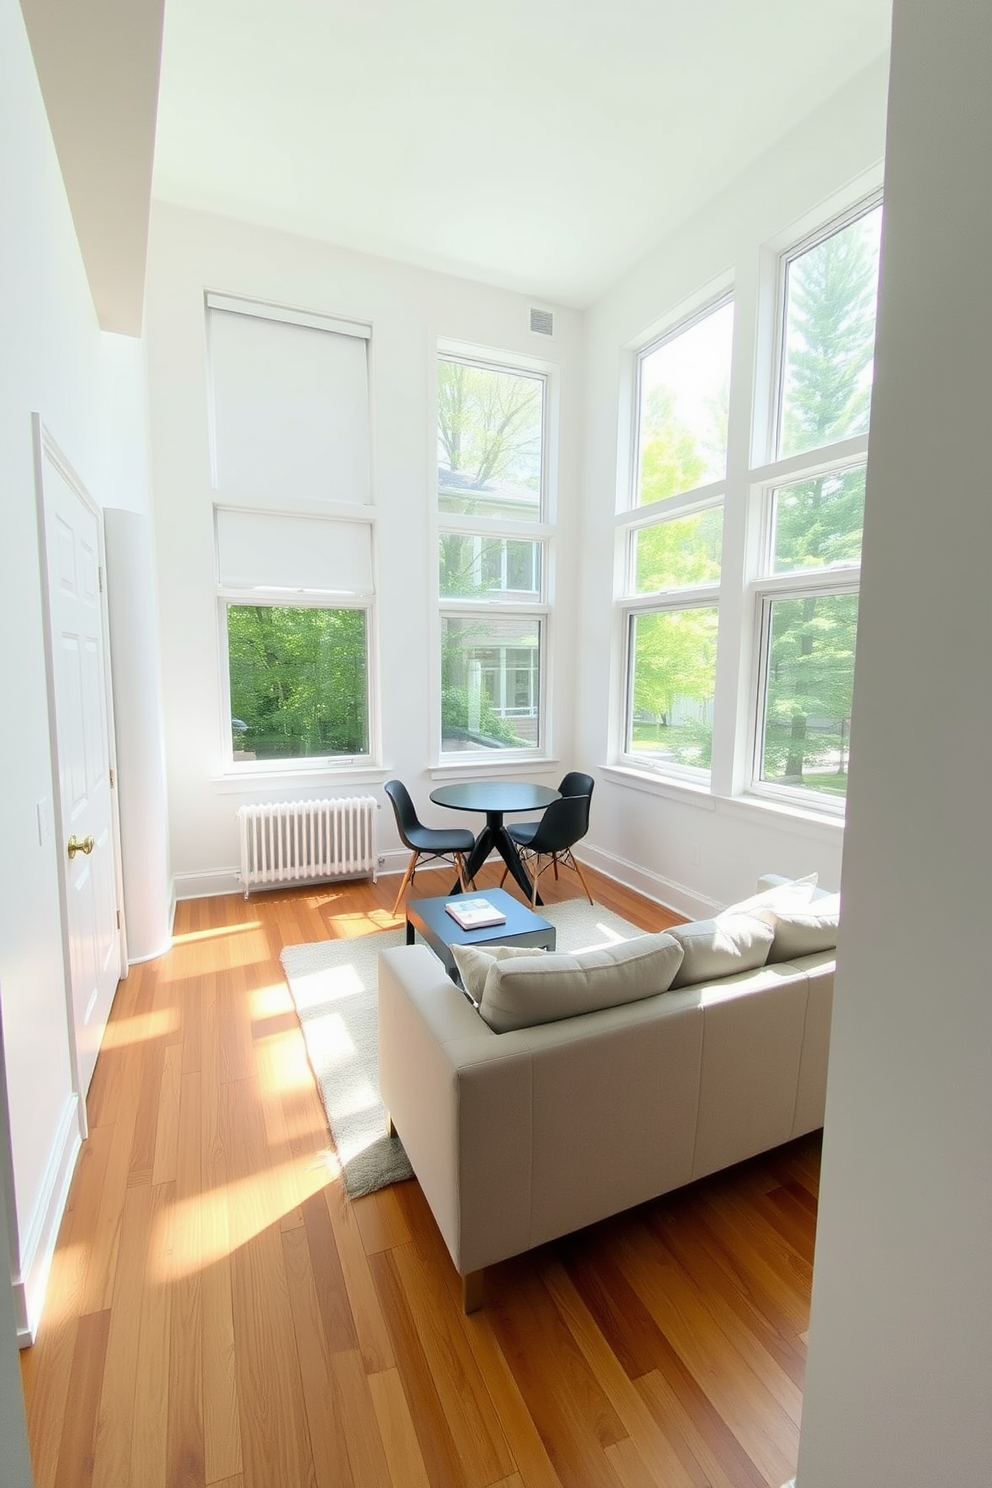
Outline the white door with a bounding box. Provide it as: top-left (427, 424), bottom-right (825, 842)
top-left (38, 427), bottom-right (122, 1102)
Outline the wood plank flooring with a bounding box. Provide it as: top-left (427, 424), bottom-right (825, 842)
top-left (19, 863), bottom-right (820, 1488)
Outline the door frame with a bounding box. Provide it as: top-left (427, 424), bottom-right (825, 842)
top-left (33, 414), bottom-right (127, 1136)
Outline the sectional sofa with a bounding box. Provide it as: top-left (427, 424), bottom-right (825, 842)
top-left (377, 875), bottom-right (838, 1309)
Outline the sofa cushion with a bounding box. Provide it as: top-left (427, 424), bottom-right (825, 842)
top-left (477, 930), bottom-right (684, 1033)
top-left (667, 913), bottom-right (775, 988)
top-left (450, 942), bottom-right (547, 1004)
top-left (765, 893), bottom-right (841, 961)
top-left (722, 873), bottom-right (819, 921)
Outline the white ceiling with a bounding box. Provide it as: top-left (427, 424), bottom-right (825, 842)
top-left (153, 0), bottom-right (892, 307)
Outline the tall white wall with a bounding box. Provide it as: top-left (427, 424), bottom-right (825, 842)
top-left (144, 205), bottom-right (584, 897)
top-left (578, 59), bottom-right (889, 915)
top-left (795, 2), bottom-right (992, 1481)
top-left (0, 0), bottom-right (152, 1346)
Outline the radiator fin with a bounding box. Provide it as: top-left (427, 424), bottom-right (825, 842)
top-left (237, 796), bottom-right (378, 896)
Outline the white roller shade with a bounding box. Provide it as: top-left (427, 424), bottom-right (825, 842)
top-left (207, 303), bottom-right (371, 506)
top-left (216, 509), bottom-right (374, 595)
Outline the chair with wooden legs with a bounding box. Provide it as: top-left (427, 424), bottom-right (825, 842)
top-left (384, 779), bottom-right (475, 915)
top-left (500, 793), bottom-right (594, 907)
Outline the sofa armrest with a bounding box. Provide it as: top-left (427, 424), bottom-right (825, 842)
top-left (377, 944), bottom-right (706, 1275)
top-left (377, 946), bottom-right (536, 1274)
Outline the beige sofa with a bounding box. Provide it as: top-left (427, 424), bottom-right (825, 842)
top-left (377, 877), bottom-right (836, 1309)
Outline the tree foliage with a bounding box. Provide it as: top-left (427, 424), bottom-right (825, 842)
top-left (228, 605), bottom-right (367, 760)
top-left (437, 360), bottom-right (542, 493)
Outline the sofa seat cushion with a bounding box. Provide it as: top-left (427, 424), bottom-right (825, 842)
top-left (667, 913), bottom-right (775, 988)
top-left (477, 930), bottom-right (684, 1033)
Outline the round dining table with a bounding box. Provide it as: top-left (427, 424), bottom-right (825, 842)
top-left (430, 780), bottom-right (560, 903)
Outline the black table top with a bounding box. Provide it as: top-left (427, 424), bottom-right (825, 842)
top-left (406, 887), bottom-right (553, 945)
top-left (430, 781), bottom-right (560, 814)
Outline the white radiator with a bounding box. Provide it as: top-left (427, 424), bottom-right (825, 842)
top-left (237, 797), bottom-right (378, 897)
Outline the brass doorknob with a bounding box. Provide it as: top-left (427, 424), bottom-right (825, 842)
top-left (67, 835), bottom-right (95, 859)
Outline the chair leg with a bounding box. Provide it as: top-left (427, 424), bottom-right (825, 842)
top-left (499, 863), bottom-right (509, 888)
top-left (570, 852), bottom-right (595, 905)
top-left (454, 852), bottom-right (469, 893)
top-left (530, 858), bottom-right (541, 908)
top-left (391, 850), bottom-right (420, 916)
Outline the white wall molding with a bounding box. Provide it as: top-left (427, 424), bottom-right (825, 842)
top-left (12, 1092), bottom-right (81, 1344)
top-left (173, 867), bottom-right (243, 901)
top-left (578, 842), bottom-right (719, 921)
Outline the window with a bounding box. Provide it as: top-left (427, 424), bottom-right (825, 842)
top-left (751, 200), bottom-right (881, 806)
top-left (613, 194), bottom-right (881, 812)
top-left (227, 604), bottom-right (368, 761)
top-left (437, 352), bottom-right (551, 757)
top-left (207, 296), bottom-right (376, 769)
top-left (617, 297), bottom-right (733, 782)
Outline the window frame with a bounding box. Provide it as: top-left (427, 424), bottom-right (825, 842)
top-left (611, 188), bottom-right (882, 818)
top-left (435, 345), bottom-right (555, 766)
top-left (614, 291), bottom-right (734, 785)
top-left (745, 192), bottom-right (881, 811)
top-left (218, 585), bottom-right (377, 774)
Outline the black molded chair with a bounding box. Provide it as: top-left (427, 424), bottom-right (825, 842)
top-left (384, 779), bottom-right (476, 916)
top-left (500, 792), bottom-right (594, 907)
top-left (503, 770), bottom-right (595, 851)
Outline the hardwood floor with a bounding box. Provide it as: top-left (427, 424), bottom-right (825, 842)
top-left (19, 863), bottom-right (820, 1488)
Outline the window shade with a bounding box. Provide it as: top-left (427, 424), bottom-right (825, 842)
top-left (216, 509), bottom-right (373, 595)
top-left (207, 305), bottom-right (371, 506)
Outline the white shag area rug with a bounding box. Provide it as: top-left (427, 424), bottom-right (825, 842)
top-left (280, 899), bottom-right (646, 1198)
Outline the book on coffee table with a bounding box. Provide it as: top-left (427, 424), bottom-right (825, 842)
top-left (444, 897), bottom-right (507, 930)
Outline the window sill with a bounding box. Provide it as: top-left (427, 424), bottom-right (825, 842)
top-left (602, 764), bottom-right (717, 809)
top-left (212, 763), bottom-right (388, 794)
top-left (603, 765), bottom-right (846, 838)
top-left (430, 755), bottom-right (559, 782)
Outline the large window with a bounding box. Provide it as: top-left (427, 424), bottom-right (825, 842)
top-left (227, 604), bottom-right (368, 761)
top-left (751, 200), bottom-right (881, 805)
top-left (618, 298), bottom-right (733, 782)
top-left (437, 352), bottom-right (551, 756)
top-left (614, 195), bottom-right (881, 811)
top-left (207, 297), bottom-right (376, 769)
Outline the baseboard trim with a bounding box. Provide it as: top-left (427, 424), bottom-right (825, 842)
top-left (173, 867), bottom-right (243, 900)
top-left (579, 842), bottom-right (720, 921)
top-left (13, 1092), bottom-right (82, 1346)
top-left (173, 849), bottom-right (718, 920)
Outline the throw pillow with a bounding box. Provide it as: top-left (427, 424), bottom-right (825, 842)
top-left (721, 872), bottom-right (819, 924)
top-left (666, 913), bottom-right (775, 989)
top-left (450, 942), bottom-right (547, 1005)
top-left (765, 892), bottom-right (841, 962)
top-left (477, 930), bottom-right (684, 1034)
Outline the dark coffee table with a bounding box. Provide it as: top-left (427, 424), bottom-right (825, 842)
top-left (405, 887), bottom-right (556, 984)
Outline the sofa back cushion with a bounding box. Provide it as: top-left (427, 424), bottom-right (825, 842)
top-left (721, 875), bottom-right (839, 962)
top-left (666, 913), bottom-right (775, 988)
top-left (763, 893), bottom-right (841, 961)
top-left (477, 930), bottom-right (684, 1033)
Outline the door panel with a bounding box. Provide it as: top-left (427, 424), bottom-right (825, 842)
top-left (40, 434), bottom-right (122, 1100)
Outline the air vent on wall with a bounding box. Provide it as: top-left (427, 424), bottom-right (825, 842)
top-left (529, 307), bottom-right (554, 337)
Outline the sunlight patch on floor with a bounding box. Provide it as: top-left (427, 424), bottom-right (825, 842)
top-left (151, 1154), bottom-right (339, 1280)
top-left (99, 1008), bottom-right (180, 1049)
top-left (171, 921), bottom-right (262, 946)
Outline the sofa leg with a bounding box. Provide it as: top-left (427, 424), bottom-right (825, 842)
top-left (385, 1112), bottom-right (397, 1138)
top-left (461, 1268), bottom-right (486, 1314)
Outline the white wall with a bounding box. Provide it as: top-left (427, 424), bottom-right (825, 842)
top-left (0, 0), bottom-right (152, 1344)
top-left (143, 205), bottom-right (584, 897)
top-left (578, 58), bottom-right (890, 916)
top-left (796, 2), bottom-right (992, 1481)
